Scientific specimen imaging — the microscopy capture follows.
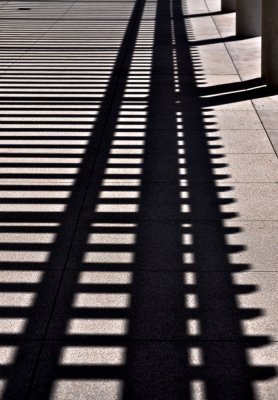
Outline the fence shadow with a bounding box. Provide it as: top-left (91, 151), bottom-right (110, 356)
top-left (0, 0), bottom-right (276, 399)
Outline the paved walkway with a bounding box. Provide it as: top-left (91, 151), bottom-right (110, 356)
top-left (0, 0), bottom-right (277, 399)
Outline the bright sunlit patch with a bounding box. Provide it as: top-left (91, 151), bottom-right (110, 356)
top-left (91, 223), bottom-right (137, 228)
top-left (83, 252), bottom-right (134, 264)
top-left (0, 292), bottom-right (36, 307)
top-left (0, 271), bottom-right (43, 283)
top-left (95, 204), bottom-right (139, 213)
top-left (0, 168), bottom-right (79, 175)
top-left (186, 319), bottom-right (201, 336)
top-left (190, 380), bottom-right (207, 400)
top-left (104, 167), bottom-right (142, 175)
top-left (114, 132), bottom-right (146, 138)
top-left (183, 252), bottom-right (195, 264)
top-left (0, 233), bottom-right (56, 244)
top-left (112, 139), bottom-right (145, 146)
top-left (0, 222), bottom-right (59, 226)
top-left (179, 168), bottom-right (187, 176)
top-left (0, 381), bottom-right (7, 398)
top-left (0, 157), bottom-right (81, 164)
top-left (0, 191), bottom-right (70, 198)
top-left (59, 347), bottom-right (126, 365)
top-left (87, 233), bottom-right (136, 245)
top-left (247, 344), bottom-right (277, 366)
top-left (98, 191), bottom-right (140, 199)
top-left (78, 272), bottom-right (133, 285)
top-left (67, 319), bottom-right (128, 335)
top-left (179, 179), bottom-right (188, 187)
top-left (185, 294), bottom-right (199, 309)
top-left (116, 124), bottom-right (146, 130)
top-left (50, 380), bottom-right (123, 400)
top-left (121, 105), bottom-right (147, 110)
top-left (188, 347), bottom-right (203, 366)
top-left (0, 346), bottom-right (18, 365)
top-left (181, 204), bottom-right (191, 213)
top-left (101, 179), bottom-right (141, 186)
top-left (184, 272), bottom-right (196, 285)
top-left (182, 233), bottom-right (193, 245)
top-left (0, 318), bottom-right (26, 334)
top-left (0, 204), bottom-right (66, 212)
top-left (180, 191), bottom-right (189, 199)
top-left (0, 251), bottom-right (49, 263)
top-left (0, 179), bottom-right (75, 186)
top-left (73, 293), bottom-right (130, 309)
top-left (110, 148), bottom-right (144, 154)
top-left (252, 380), bottom-right (277, 400)
top-left (178, 157), bottom-right (186, 165)
top-left (107, 158), bottom-right (142, 165)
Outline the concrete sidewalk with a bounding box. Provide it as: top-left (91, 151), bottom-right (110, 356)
top-left (0, 0), bottom-right (277, 399)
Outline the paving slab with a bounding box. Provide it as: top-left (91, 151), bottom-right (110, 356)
top-left (253, 95), bottom-right (278, 111)
top-left (213, 13), bottom-right (236, 37)
top-left (218, 182), bottom-right (278, 221)
top-left (206, 129), bottom-right (274, 153)
top-left (187, 18), bottom-right (220, 38)
top-left (224, 220), bottom-right (278, 271)
top-left (257, 111), bottom-right (278, 130)
top-left (266, 130), bottom-right (278, 154)
top-left (225, 38), bottom-right (262, 80)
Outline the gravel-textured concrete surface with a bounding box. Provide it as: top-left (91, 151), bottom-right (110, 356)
top-left (0, 0), bottom-right (276, 399)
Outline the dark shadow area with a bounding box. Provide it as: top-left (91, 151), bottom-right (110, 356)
top-left (190, 35), bottom-right (256, 46)
top-left (121, 0), bottom-right (276, 399)
top-left (200, 81), bottom-right (278, 107)
top-left (0, 0), bottom-right (276, 399)
top-left (201, 77), bottom-right (266, 94)
top-left (199, 78), bottom-right (278, 107)
top-left (184, 11), bottom-right (232, 18)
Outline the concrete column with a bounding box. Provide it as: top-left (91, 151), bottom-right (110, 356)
top-left (262, 0), bottom-right (278, 86)
top-left (222, 0), bottom-right (236, 12)
top-left (236, 0), bottom-right (262, 37)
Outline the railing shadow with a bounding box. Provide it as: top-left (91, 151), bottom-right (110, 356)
top-left (0, 0), bottom-right (276, 399)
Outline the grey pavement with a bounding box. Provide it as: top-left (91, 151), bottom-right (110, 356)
top-left (0, 0), bottom-right (277, 399)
